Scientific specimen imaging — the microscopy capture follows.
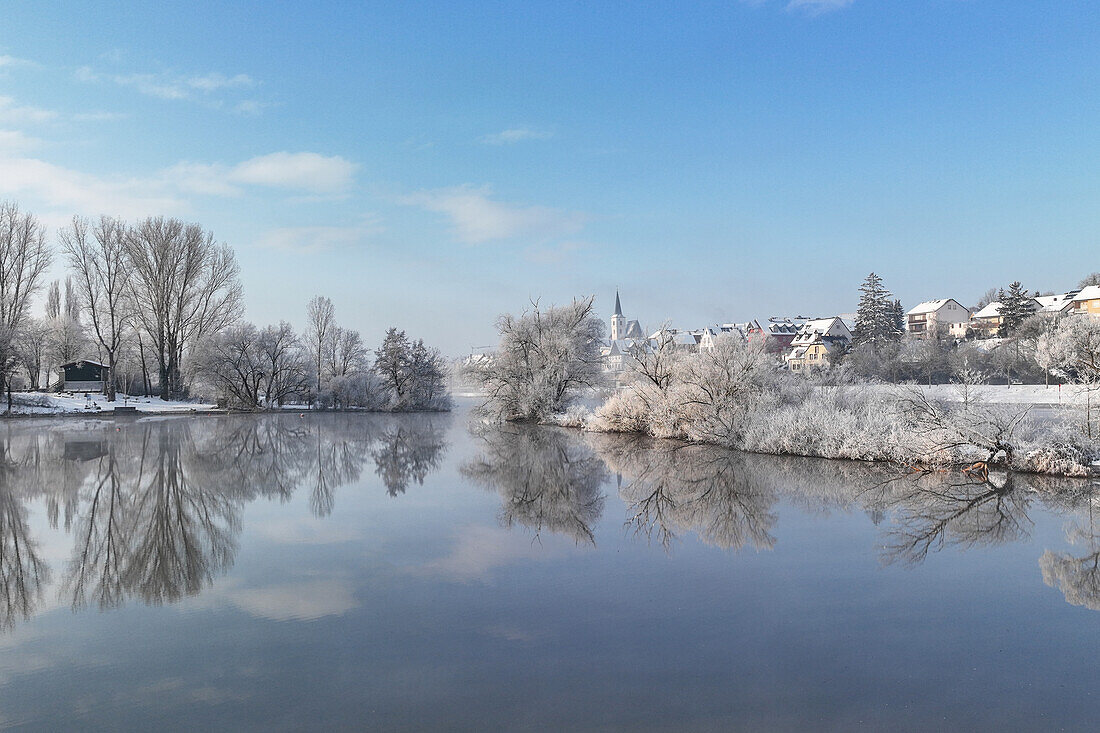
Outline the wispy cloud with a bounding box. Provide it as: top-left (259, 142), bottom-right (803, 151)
top-left (0, 155), bottom-right (184, 219)
top-left (76, 65), bottom-right (259, 105)
top-left (0, 55), bottom-right (32, 69)
top-left (256, 220), bottom-right (381, 253)
top-left (164, 152), bottom-right (358, 196)
top-left (0, 129), bottom-right (41, 153)
top-left (742, 0), bottom-right (855, 14)
top-left (480, 127), bottom-right (554, 145)
top-left (0, 96), bottom-right (57, 124)
top-left (785, 0), bottom-right (855, 14)
top-left (400, 184), bottom-right (586, 244)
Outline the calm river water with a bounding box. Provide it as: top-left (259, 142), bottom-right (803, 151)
top-left (1, 401), bottom-right (1100, 731)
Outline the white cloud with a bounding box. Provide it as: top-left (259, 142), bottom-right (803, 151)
top-left (229, 152), bottom-right (356, 193)
top-left (256, 221), bottom-right (380, 253)
top-left (786, 0), bottom-right (855, 13)
top-left (480, 127), bottom-right (554, 145)
top-left (0, 96), bottom-right (57, 124)
top-left (225, 580), bottom-right (359, 621)
top-left (0, 155), bottom-right (184, 218)
top-left (160, 161), bottom-right (241, 197)
top-left (71, 110), bottom-right (127, 122)
top-left (401, 184), bottom-right (586, 244)
top-left (0, 129), bottom-right (40, 153)
top-left (0, 55), bottom-right (31, 69)
top-left (163, 152), bottom-right (357, 196)
top-left (76, 65), bottom-right (257, 103)
top-left (416, 524), bottom-right (581, 583)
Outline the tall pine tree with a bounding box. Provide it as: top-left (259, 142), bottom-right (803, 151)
top-left (998, 281), bottom-right (1032, 337)
top-left (853, 273), bottom-right (900, 346)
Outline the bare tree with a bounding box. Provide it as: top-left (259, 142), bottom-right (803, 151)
top-left (304, 295), bottom-right (336, 398)
top-left (124, 217), bottom-right (243, 399)
top-left (0, 202), bottom-right (52, 408)
top-left (258, 321), bottom-right (310, 406)
top-left (14, 318), bottom-right (49, 390)
top-left (60, 216), bottom-right (131, 401)
top-left (326, 326), bottom-right (368, 379)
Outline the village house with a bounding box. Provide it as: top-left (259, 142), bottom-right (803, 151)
top-left (906, 299), bottom-right (970, 339)
top-left (58, 360), bottom-right (108, 393)
top-left (1035, 291), bottom-right (1079, 316)
top-left (970, 298), bottom-right (1042, 337)
top-left (785, 317), bottom-right (852, 373)
top-left (1072, 285), bottom-right (1100, 317)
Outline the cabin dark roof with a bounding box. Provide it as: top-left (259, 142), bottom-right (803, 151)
top-left (59, 360), bottom-right (108, 369)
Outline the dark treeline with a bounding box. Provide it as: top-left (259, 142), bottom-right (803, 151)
top-left (0, 201), bottom-right (449, 410)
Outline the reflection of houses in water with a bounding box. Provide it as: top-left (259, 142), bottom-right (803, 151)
top-left (63, 438), bottom-right (109, 463)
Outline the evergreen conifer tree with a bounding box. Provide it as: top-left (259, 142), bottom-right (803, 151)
top-left (852, 273), bottom-right (898, 346)
top-left (999, 281), bottom-right (1032, 337)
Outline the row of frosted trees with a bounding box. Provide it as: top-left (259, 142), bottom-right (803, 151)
top-left (0, 201), bottom-right (448, 410)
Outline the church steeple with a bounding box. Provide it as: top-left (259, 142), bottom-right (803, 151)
top-left (610, 290), bottom-right (626, 340)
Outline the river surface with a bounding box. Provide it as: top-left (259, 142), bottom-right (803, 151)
top-left (1, 401), bottom-right (1100, 731)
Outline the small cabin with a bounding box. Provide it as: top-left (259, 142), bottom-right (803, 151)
top-left (59, 360), bottom-right (107, 393)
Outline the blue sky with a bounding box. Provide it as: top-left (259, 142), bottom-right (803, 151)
top-left (1, 0), bottom-right (1099, 355)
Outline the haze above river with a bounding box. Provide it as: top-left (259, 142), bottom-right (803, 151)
top-left (1, 401), bottom-right (1099, 731)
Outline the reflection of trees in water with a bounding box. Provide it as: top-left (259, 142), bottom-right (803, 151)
top-left (373, 421), bottom-right (448, 497)
top-left (589, 434), bottom-right (779, 552)
top-left (1040, 487), bottom-right (1100, 611)
top-left (462, 426), bottom-right (607, 545)
top-left (862, 472), bottom-right (1034, 566)
top-left (0, 474), bottom-right (49, 631)
top-left (65, 423), bottom-right (240, 609)
top-left (0, 412), bottom-right (451, 628)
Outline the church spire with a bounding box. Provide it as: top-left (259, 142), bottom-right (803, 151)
top-left (613, 290), bottom-right (623, 317)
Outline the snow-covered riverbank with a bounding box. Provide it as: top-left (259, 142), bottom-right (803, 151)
top-left (6, 392), bottom-right (218, 416)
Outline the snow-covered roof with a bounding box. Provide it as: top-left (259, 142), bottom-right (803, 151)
top-left (972, 302), bottom-right (1002, 319)
top-left (907, 298), bottom-right (965, 315)
top-left (1073, 285), bottom-right (1100, 302)
top-left (1035, 292), bottom-right (1077, 313)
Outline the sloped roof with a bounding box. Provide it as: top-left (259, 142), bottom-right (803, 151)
top-left (907, 298), bottom-right (965, 315)
top-left (1035, 292), bottom-right (1077, 312)
top-left (613, 291), bottom-right (623, 316)
top-left (972, 302), bottom-right (1002, 319)
top-left (1073, 285), bottom-right (1100, 302)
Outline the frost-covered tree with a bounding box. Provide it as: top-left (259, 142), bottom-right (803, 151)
top-left (61, 216), bottom-right (131, 401)
top-left (124, 217), bottom-right (243, 399)
top-left (373, 328), bottom-right (450, 410)
top-left (852, 273), bottom-right (900, 347)
top-left (14, 318), bottom-right (49, 390)
top-left (468, 297), bottom-right (605, 421)
top-left (975, 287), bottom-right (999, 311)
top-left (258, 322), bottom-right (311, 406)
top-left (304, 295), bottom-right (336, 396)
top-left (0, 202), bottom-right (52, 404)
top-left (1078, 272), bottom-right (1100, 289)
top-left (1036, 316), bottom-right (1100, 437)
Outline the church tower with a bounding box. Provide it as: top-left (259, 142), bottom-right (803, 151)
top-left (610, 290), bottom-right (626, 341)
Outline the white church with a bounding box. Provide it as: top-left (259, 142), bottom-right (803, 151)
top-left (601, 291), bottom-right (646, 372)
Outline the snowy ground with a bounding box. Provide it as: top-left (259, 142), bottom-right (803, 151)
top-left (848, 383), bottom-right (1094, 407)
top-left (7, 392), bottom-right (217, 416)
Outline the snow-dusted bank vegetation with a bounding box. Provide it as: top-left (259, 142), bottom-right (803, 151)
top-left (466, 298), bottom-right (1100, 478)
top-left (0, 202), bottom-right (450, 414)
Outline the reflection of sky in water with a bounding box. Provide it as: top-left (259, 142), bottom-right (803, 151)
top-left (1, 401), bottom-right (1100, 729)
